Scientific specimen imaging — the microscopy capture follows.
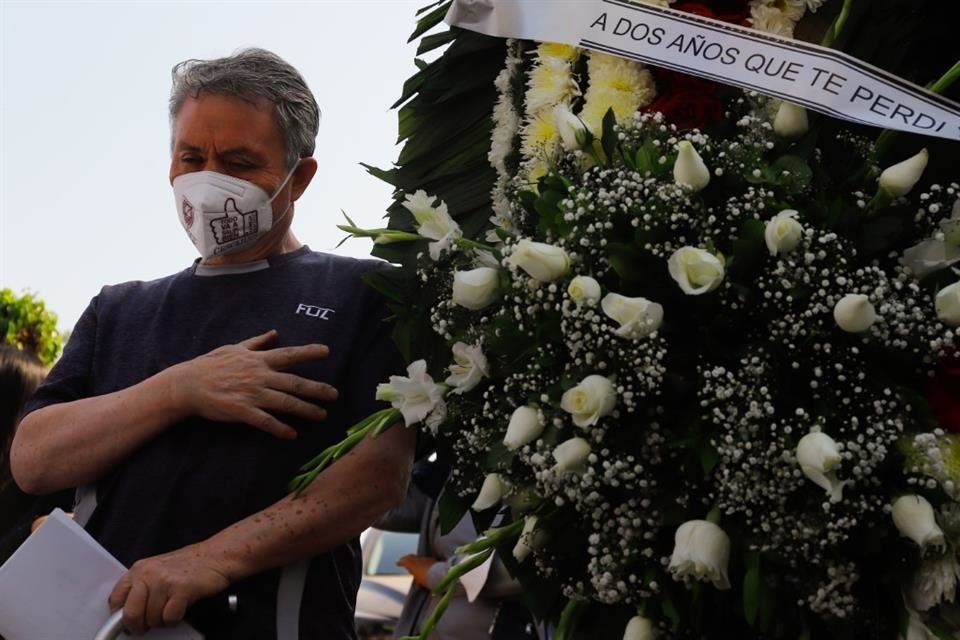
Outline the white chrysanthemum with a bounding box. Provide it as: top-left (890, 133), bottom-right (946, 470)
top-left (749, 3), bottom-right (800, 37)
top-left (489, 95), bottom-right (519, 174)
top-left (910, 554), bottom-right (960, 612)
top-left (804, 0), bottom-right (827, 11)
top-left (536, 42), bottom-right (581, 62)
top-left (526, 58), bottom-right (579, 114)
top-left (752, 0), bottom-right (806, 20)
top-left (520, 109), bottom-right (562, 160)
top-left (580, 52), bottom-right (656, 133)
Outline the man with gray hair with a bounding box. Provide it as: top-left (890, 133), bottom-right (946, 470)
top-left (11, 48), bottom-right (414, 639)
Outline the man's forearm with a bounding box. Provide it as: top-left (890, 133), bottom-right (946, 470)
top-left (10, 366), bottom-right (185, 494)
top-left (195, 422), bottom-right (416, 582)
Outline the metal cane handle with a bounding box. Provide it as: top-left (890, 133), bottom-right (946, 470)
top-left (93, 610), bottom-right (125, 640)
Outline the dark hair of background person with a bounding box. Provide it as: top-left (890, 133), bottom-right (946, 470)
top-left (0, 345), bottom-right (46, 492)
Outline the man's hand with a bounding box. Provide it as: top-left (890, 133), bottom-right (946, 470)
top-left (397, 554), bottom-right (438, 590)
top-left (108, 544), bottom-right (230, 635)
top-left (171, 329), bottom-right (338, 440)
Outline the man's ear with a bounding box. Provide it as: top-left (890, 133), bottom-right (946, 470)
top-left (290, 158), bottom-right (318, 202)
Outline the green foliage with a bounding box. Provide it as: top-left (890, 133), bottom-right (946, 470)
top-left (0, 289), bottom-right (62, 365)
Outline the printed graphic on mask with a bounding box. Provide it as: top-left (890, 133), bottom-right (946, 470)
top-left (210, 198), bottom-right (259, 246)
top-left (181, 196), bottom-right (195, 229)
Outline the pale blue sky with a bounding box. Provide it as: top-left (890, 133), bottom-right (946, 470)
top-left (1, 0), bottom-right (430, 331)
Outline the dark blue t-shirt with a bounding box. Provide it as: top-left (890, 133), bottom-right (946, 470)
top-left (23, 246), bottom-right (404, 640)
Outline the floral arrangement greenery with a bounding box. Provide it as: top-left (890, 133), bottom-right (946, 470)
top-left (0, 289), bottom-right (62, 366)
top-left (294, 1), bottom-right (960, 637)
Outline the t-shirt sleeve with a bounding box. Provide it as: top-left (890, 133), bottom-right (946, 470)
top-left (22, 294), bottom-right (100, 416)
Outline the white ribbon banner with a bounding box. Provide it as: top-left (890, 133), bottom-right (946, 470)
top-left (446, 0), bottom-right (960, 141)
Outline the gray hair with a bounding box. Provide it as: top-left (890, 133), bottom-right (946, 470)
top-left (169, 48), bottom-right (320, 169)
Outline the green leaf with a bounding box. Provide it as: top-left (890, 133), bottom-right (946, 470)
top-left (771, 154), bottom-right (813, 187)
top-left (417, 29), bottom-right (458, 56)
top-left (743, 553), bottom-right (762, 626)
top-left (407, 1), bottom-right (451, 43)
top-left (699, 443), bottom-right (719, 477)
top-left (600, 108), bottom-right (618, 165)
top-left (437, 485), bottom-right (471, 535)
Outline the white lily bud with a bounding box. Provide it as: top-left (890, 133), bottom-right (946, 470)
top-left (601, 293), bottom-right (664, 339)
top-left (764, 209), bottom-right (804, 255)
top-left (471, 473), bottom-right (506, 511)
top-left (833, 294), bottom-right (878, 333)
top-left (879, 148), bottom-right (928, 198)
top-left (552, 437), bottom-right (591, 473)
top-left (773, 101), bottom-right (809, 139)
top-left (553, 104), bottom-right (588, 150)
top-left (796, 432), bottom-right (845, 503)
top-left (935, 282), bottom-right (960, 327)
top-left (452, 267), bottom-right (499, 310)
top-left (673, 141), bottom-right (710, 192)
top-left (623, 615), bottom-right (657, 640)
top-left (893, 495), bottom-right (946, 551)
top-left (567, 275), bottom-right (602, 304)
top-left (513, 515), bottom-right (543, 562)
top-left (667, 520), bottom-right (731, 590)
top-left (509, 239), bottom-right (570, 282)
top-left (503, 406), bottom-right (544, 450)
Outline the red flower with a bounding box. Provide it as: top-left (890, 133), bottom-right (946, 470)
top-left (928, 355), bottom-right (960, 433)
top-left (645, 69), bottom-right (725, 130)
top-left (641, 2), bottom-right (748, 131)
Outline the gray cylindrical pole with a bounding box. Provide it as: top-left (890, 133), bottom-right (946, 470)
top-left (92, 610), bottom-right (125, 640)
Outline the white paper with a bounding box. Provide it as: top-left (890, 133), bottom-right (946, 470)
top-left (0, 509), bottom-right (202, 640)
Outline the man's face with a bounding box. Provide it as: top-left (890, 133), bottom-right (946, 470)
top-left (169, 93), bottom-right (295, 222)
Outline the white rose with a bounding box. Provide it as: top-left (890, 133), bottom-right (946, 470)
top-left (452, 267), bottom-right (499, 310)
top-left (445, 342), bottom-right (489, 394)
top-left (623, 616), bottom-right (657, 640)
top-left (668, 247), bottom-right (725, 295)
top-left (379, 360), bottom-right (445, 427)
top-left (552, 437), bottom-right (591, 473)
top-left (560, 375), bottom-right (617, 428)
top-left (773, 101), bottom-right (809, 139)
top-left (401, 189), bottom-right (462, 260)
top-left (764, 209), bottom-right (804, 256)
top-left (879, 148), bottom-right (928, 198)
top-left (667, 520), bottom-right (731, 590)
top-left (833, 294), bottom-right (878, 333)
top-left (892, 495), bottom-right (946, 551)
top-left (601, 293), bottom-right (664, 339)
top-left (673, 141), bottom-right (710, 192)
top-left (503, 406), bottom-right (544, 450)
top-left (567, 275), bottom-right (602, 304)
top-left (935, 282), bottom-right (960, 326)
top-left (471, 473), bottom-right (506, 511)
top-left (509, 239), bottom-right (570, 282)
top-left (513, 515), bottom-right (545, 562)
top-left (796, 432), bottom-right (845, 503)
top-left (552, 104), bottom-right (588, 150)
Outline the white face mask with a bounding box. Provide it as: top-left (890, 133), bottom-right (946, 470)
top-left (172, 168), bottom-right (296, 259)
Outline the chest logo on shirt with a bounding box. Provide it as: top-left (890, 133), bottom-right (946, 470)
top-left (296, 303), bottom-right (336, 320)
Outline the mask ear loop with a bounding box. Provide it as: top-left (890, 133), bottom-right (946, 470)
top-left (267, 161), bottom-right (302, 222)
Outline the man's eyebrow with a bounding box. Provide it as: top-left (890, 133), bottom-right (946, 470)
top-left (173, 143), bottom-right (265, 159)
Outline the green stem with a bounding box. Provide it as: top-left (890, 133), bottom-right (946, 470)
top-left (288, 408), bottom-right (402, 495)
top-left (414, 583), bottom-right (456, 640)
top-left (875, 58), bottom-right (960, 158)
top-left (455, 519), bottom-right (525, 556)
top-left (706, 506), bottom-right (722, 525)
top-left (820, 0), bottom-right (855, 49)
top-left (455, 238), bottom-right (499, 253)
top-left (554, 599), bottom-right (588, 640)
